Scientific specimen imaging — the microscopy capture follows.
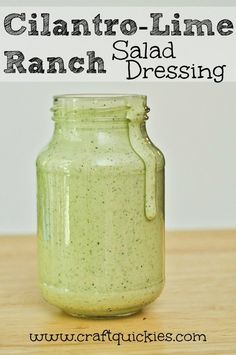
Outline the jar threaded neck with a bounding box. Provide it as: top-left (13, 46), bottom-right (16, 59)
top-left (52, 94), bottom-right (149, 122)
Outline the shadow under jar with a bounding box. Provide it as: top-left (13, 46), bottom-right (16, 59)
top-left (36, 94), bottom-right (165, 318)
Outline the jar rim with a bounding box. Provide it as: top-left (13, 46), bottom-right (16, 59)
top-left (52, 94), bottom-right (149, 122)
top-left (53, 94), bottom-right (147, 108)
top-left (54, 93), bottom-right (147, 100)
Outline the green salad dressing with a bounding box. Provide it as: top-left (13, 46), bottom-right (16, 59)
top-left (36, 95), bottom-right (165, 317)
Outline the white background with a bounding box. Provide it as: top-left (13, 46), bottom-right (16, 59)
top-left (0, 0), bottom-right (235, 234)
top-left (0, 7), bottom-right (235, 82)
top-left (0, 82), bottom-right (235, 234)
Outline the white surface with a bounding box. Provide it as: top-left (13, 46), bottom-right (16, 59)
top-left (0, 82), bottom-right (235, 233)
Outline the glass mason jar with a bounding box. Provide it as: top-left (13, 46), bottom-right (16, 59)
top-left (36, 94), bottom-right (165, 318)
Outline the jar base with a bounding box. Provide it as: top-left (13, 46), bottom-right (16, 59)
top-left (64, 308), bottom-right (141, 319)
top-left (39, 280), bottom-right (164, 318)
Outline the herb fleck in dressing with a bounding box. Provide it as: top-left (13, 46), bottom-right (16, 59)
top-left (36, 94), bottom-right (165, 317)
